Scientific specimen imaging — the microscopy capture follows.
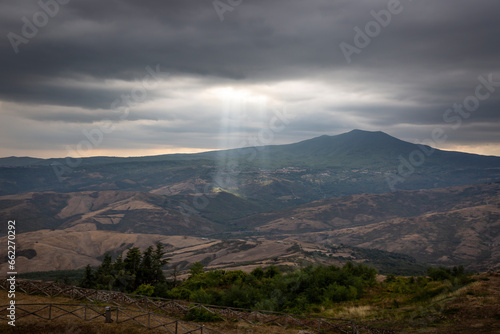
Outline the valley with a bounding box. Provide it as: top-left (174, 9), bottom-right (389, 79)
top-left (1, 130), bottom-right (500, 277)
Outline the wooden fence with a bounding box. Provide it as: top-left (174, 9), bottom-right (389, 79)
top-left (0, 279), bottom-right (395, 333)
top-left (0, 303), bottom-right (222, 333)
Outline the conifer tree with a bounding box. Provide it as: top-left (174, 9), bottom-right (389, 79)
top-left (152, 242), bottom-right (169, 284)
top-left (80, 264), bottom-right (95, 289)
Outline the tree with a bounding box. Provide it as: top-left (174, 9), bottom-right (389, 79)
top-left (81, 243), bottom-right (169, 293)
top-left (95, 253), bottom-right (114, 289)
top-left (79, 265), bottom-right (95, 289)
top-left (112, 254), bottom-right (129, 292)
top-left (124, 248), bottom-right (141, 275)
top-left (189, 262), bottom-right (204, 277)
top-left (97, 253), bottom-right (113, 276)
top-left (171, 264), bottom-right (179, 287)
top-left (113, 254), bottom-right (124, 272)
top-left (427, 266), bottom-right (452, 281)
top-left (138, 246), bottom-right (154, 286)
top-left (264, 265), bottom-right (280, 278)
top-left (152, 242), bottom-right (169, 284)
top-left (124, 247), bottom-right (142, 290)
top-left (251, 267), bottom-right (264, 279)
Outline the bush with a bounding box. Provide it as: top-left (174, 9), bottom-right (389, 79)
top-left (251, 267), bottom-right (264, 279)
top-left (134, 284), bottom-right (155, 296)
top-left (427, 265), bottom-right (472, 284)
top-left (183, 308), bottom-right (223, 322)
top-left (428, 267), bottom-right (452, 281)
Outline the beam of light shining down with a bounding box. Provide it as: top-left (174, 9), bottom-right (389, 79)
top-left (210, 87), bottom-right (269, 190)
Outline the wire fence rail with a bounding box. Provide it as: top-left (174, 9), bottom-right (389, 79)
top-left (0, 279), bottom-right (395, 333)
top-left (0, 303), bottom-right (222, 334)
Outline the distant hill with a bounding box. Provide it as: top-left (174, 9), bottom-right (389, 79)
top-left (0, 190), bottom-right (222, 235)
top-left (6, 129), bottom-right (497, 169)
top-left (1, 130), bottom-right (500, 197)
top-left (1, 183), bottom-right (499, 271)
top-left (0, 225), bottom-right (428, 276)
top-left (236, 183), bottom-right (500, 271)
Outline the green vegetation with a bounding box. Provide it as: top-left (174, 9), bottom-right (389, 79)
top-left (80, 248), bottom-right (476, 319)
top-left (20, 252), bottom-right (486, 331)
top-left (79, 242), bottom-right (169, 293)
top-left (183, 308), bottom-right (224, 322)
top-left (381, 265), bottom-right (473, 304)
top-left (164, 262), bottom-right (377, 314)
top-left (76, 247), bottom-right (475, 320)
top-left (343, 246), bottom-right (428, 275)
top-left (313, 264), bottom-right (479, 332)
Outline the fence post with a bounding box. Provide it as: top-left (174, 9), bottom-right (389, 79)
top-left (48, 304), bottom-right (52, 320)
top-left (175, 320), bottom-right (178, 334)
top-left (105, 306), bottom-right (112, 323)
top-left (352, 321), bottom-right (359, 334)
top-left (201, 324), bottom-right (204, 334)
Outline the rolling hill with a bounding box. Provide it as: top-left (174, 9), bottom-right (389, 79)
top-left (1, 183), bottom-right (499, 272)
top-left (1, 130), bottom-right (500, 275)
top-left (236, 183), bottom-right (500, 271)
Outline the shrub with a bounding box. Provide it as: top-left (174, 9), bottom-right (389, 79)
top-left (183, 308), bottom-right (223, 322)
top-left (134, 284), bottom-right (155, 296)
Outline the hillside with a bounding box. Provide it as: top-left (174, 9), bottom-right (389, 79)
top-left (1, 183), bottom-right (499, 273)
top-left (0, 191), bottom-right (221, 235)
top-left (1, 130), bottom-right (500, 198)
top-left (0, 227), bottom-right (427, 275)
top-left (236, 183), bottom-right (500, 271)
top-left (2, 270), bottom-right (499, 334)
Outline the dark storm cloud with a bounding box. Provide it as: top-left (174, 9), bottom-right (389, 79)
top-left (1, 0), bottom-right (500, 157)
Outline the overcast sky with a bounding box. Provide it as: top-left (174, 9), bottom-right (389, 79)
top-left (1, 0), bottom-right (499, 158)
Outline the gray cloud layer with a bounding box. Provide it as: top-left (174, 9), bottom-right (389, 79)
top-left (1, 0), bottom-right (499, 157)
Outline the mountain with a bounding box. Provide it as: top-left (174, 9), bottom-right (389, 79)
top-left (1, 130), bottom-right (500, 199)
top-left (6, 129), bottom-right (496, 168)
top-left (211, 129), bottom-right (421, 169)
top-left (202, 129), bottom-right (500, 170)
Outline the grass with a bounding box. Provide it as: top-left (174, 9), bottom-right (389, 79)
top-left (0, 291), bottom-right (161, 334)
top-left (0, 290), bottom-right (299, 334)
top-left (0, 319), bottom-right (165, 334)
top-left (315, 272), bottom-right (500, 333)
top-left (335, 305), bottom-right (373, 318)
